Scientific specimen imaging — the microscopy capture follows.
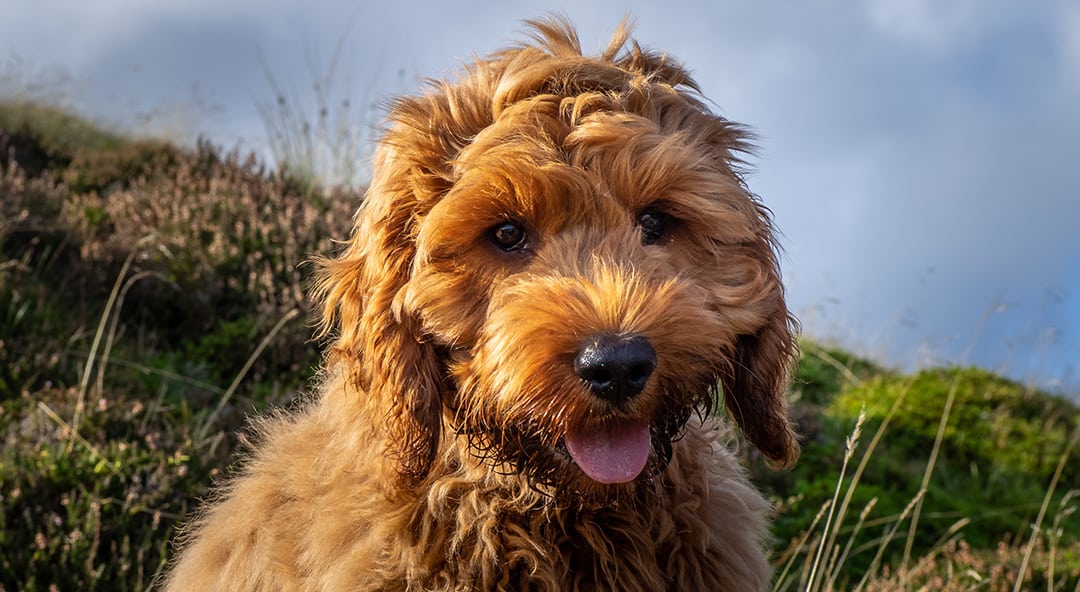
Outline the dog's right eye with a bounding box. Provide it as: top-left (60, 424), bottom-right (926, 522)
top-left (488, 221), bottom-right (528, 252)
top-left (637, 209), bottom-right (673, 245)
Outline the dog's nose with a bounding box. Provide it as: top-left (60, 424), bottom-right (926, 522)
top-left (574, 335), bottom-right (657, 404)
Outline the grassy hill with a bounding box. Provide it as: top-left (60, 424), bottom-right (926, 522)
top-left (1, 101), bottom-right (1077, 591)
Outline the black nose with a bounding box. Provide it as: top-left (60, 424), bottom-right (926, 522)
top-left (574, 335), bottom-right (657, 404)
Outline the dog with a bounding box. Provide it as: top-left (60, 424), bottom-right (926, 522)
top-left (162, 17), bottom-right (798, 591)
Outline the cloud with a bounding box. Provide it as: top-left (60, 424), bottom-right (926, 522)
top-left (862, 0), bottom-right (989, 51)
top-left (1059, 4), bottom-right (1080, 95)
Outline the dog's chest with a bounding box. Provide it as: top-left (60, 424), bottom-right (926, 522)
top-left (404, 487), bottom-right (713, 591)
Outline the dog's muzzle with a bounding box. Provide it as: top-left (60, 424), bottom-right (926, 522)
top-left (564, 333), bottom-right (657, 484)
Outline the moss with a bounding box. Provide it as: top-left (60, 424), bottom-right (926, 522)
top-left (833, 368), bottom-right (1078, 483)
top-left (764, 367), bottom-right (1079, 586)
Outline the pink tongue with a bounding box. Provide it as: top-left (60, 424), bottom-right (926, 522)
top-left (564, 420), bottom-right (651, 484)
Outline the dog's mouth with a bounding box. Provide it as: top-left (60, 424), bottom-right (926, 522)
top-left (450, 368), bottom-right (710, 493)
top-left (563, 418), bottom-right (652, 484)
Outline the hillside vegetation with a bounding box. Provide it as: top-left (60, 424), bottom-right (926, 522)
top-left (1, 101), bottom-right (1077, 591)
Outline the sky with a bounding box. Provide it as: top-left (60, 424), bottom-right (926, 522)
top-left (3, 1), bottom-right (1078, 395)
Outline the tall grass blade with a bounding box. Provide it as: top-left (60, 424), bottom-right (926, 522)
top-left (196, 307), bottom-right (300, 443)
top-left (828, 497), bottom-right (878, 591)
top-left (1046, 490), bottom-right (1077, 591)
top-left (854, 488), bottom-right (926, 592)
top-left (1013, 425), bottom-right (1080, 592)
top-left (69, 235), bottom-right (154, 452)
top-left (772, 499), bottom-right (833, 592)
top-left (901, 369), bottom-right (960, 571)
top-left (95, 270), bottom-right (169, 394)
top-left (807, 407), bottom-right (866, 592)
top-left (824, 380), bottom-right (913, 589)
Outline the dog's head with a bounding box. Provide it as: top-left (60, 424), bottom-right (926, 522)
top-left (314, 17), bottom-right (798, 493)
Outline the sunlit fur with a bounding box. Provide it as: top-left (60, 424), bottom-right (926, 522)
top-left (162, 17), bottom-right (799, 591)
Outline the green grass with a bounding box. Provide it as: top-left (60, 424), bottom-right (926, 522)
top-left (764, 354), bottom-right (1079, 591)
top-left (2, 100), bottom-right (1077, 591)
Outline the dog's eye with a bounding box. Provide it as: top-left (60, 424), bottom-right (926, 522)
top-left (637, 209), bottom-right (673, 245)
top-left (488, 221), bottom-right (528, 252)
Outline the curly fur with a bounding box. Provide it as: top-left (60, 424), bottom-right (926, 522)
top-left (162, 16), bottom-right (799, 591)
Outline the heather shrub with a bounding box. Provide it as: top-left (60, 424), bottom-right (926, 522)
top-left (2, 134), bottom-right (357, 396)
top-left (1, 167), bottom-right (78, 396)
top-left (860, 537), bottom-right (1079, 592)
top-left (0, 386), bottom-right (218, 591)
top-left (62, 140), bottom-right (182, 194)
top-left (1, 106), bottom-right (358, 590)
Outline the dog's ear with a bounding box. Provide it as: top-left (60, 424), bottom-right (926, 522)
top-left (720, 287), bottom-right (800, 469)
top-left (682, 104), bottom-right (799, 468)
top-left (311, 79), bottom-right (498, 486)
top-left (312, 123), bottom-right (458, 487)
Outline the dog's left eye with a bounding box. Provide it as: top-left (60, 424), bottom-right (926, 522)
top-left (488, 221), bottom-right (529, 252)
top-left (637, 209), bottom-right (673, 245)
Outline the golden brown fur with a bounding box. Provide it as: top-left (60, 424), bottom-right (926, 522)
top-left (162, 17), bottom-right (799, 591)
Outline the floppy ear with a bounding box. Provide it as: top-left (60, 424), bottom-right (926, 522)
top-left (682, 99), bottom-right (799, 467)
top-left (312, 126), bottom-right (457, 486)
top-left (312, 82), bottom-right (496, 485)
top-left (312, 195), bottom-right (445, 485)
top-left (720, 286), bottom-right (800, 469)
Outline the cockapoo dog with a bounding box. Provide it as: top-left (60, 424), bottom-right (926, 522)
top-left (163, 17), bottom-right (799, 591)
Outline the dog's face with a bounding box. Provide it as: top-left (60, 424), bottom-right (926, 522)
top-left (315, 19), bottom-right (798, 495)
